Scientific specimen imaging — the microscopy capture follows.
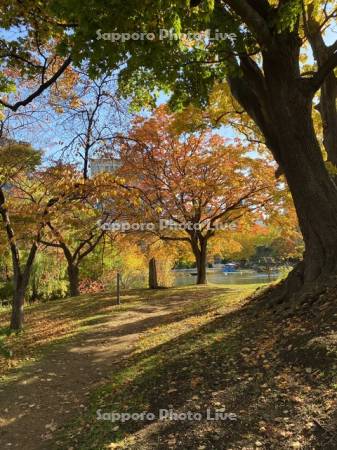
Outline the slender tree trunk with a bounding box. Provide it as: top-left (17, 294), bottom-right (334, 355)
top-left (83, 145), bottom-right (90, 180)
top-left (192, 238), bottom-right (207, 285)
top-left (148, 257), bottom-right (159, 289)
top-left (67, 262), bottom-right (80, 296)
top-left (4, 263), bottom-right (10, 281)
top-left (10, 274), bottom-right (29, 331)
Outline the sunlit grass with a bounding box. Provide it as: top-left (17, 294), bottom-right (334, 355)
top-left (0, 284), bottom-right (265, 381)
top-left (54, 284), bottom-right (261, 449)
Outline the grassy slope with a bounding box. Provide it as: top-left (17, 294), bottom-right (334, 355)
top-left (1, 284), bottom-right (337, 449)
top-left (54, 285), bottom-right (337, 450)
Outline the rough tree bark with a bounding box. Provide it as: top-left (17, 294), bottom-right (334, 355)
top-left (228, 31), bottom-right (337, 300)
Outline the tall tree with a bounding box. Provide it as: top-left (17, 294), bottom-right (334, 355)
top-left (51, 68), bottom-right (129, 179)
top-left (118, 106), bottom-right (276, 284)
top-left (49, 0), bottom-right (337, 300)
top-left (39, 164), bottom-right (109, 296)
top-left (0, 142), bottom-right (55, 329)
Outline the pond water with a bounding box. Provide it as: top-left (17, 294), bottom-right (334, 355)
top-left (172, 270), bottom-right (280, 287)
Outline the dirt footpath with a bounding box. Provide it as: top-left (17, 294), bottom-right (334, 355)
top-left (0, 297), bottom-right (190, 450)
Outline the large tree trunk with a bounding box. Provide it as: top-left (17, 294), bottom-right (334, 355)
top-left (229, 38), bottom-right (337, 300)
top-left (265, 98), bottom-right (337, 282)
top-left (264, 64), bottom-right (337, 285)
top-left (148, 257), bottom-right (159, 289)
top-left (67, 263), bottom-right (80, 296)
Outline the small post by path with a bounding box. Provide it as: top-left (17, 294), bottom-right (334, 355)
top-left (116, 272), bottom-right (121, 305)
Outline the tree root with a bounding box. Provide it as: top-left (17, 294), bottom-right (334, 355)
top-left (247, 261), bottom-right (337, 318)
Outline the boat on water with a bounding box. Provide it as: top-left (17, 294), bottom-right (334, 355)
top-left (223, 263), bottom-right (238, 273)
top-left (190, 263), bottom-right (239, 275)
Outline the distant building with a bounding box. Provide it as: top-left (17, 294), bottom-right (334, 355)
top-left (89, 157), bottom-right (122, 177)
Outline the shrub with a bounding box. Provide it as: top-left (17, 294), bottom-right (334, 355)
top-left (79, 278), bottom-right (105, 294)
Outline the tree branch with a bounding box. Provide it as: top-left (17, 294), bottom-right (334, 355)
top-left (311, 50), bottom-right (337, 92)
top-left (77, 230), bottom-right (105, 262)
top-left (40, 239), bottom-right (63, 248)
top-left (159, 235), bottom-right (191, 243)
top-left (224, 0), bottom-right (272, 46)
top-left (0, 56), bottom-right (72, 111)
top-left (0, 187), bottom-right (21, 279)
